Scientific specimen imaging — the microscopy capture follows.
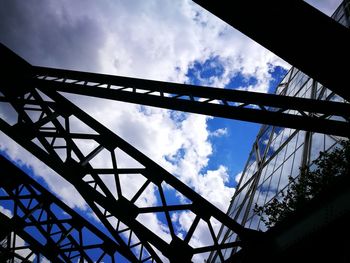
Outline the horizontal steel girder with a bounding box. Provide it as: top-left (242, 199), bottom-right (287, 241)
top-left (31, 66), bottom-right (350, 137)
top-left (0, 155), bottom-right (136, 262)
top-left (0, 71), bottom-right (255, 261)
top-left (1, 43), bottom-right (349, 137)
top-left (193, 0), bottom-right (350, 101)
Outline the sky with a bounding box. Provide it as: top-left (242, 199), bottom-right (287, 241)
top-left (0, 0), bottom-right (342, 262)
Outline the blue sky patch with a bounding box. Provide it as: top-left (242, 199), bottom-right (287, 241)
top-left (225, 72), bottom-right (258, 89)
top-left (268, 65), bottom-right (288, 93)
top-left (184, 58), bottom-right (288, 187)
top-left (186, 56), bottom-right (225, 86)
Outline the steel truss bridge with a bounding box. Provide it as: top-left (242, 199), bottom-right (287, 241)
top-left (0, 0), bottom-right (349, 262)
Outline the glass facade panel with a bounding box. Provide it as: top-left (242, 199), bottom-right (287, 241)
top-left (209, 1), bottom-right (350, 261)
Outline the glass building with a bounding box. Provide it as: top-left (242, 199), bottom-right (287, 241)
top-left (209, 0), bottom-right (350, 261)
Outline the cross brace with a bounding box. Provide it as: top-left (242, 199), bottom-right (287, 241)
top-left (0, 43), bottom-right (271, 261)
top-left (0, 74), bottom-right (255, 262)
top-left (0, 155), bottom-right (136, 262)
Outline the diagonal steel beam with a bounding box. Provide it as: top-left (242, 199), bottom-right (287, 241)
top-left (192, 0), bottom-right (350, 101)
top-left (0, 75), bottom-right (253, 262)
top-left (1, 34), bottom-right (349, 261)
top-left (0, 45), bottom-right (262, 261)
top-left (0, 155), bottom-right (137, 262)
top-left (0, 243), bottom-right (34, 263)
top-left (0, 212), bottom-right (58, 263)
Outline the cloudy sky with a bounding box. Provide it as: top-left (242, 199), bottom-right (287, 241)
top-left (0, 0), bottom-right (342, 261)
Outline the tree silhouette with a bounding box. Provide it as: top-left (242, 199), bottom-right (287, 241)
top-left (254, 140), bottom-right (350, 228)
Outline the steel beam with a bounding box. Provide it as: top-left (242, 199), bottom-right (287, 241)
top-left (1, 43), bottom-right (349, 137)
top-left (0, 73), bottom-right (259, 262)
top-left (193, 0), bottom-right (350, 101)
top-left (1, 25), bottom-right (349, 261)
top-left (0, 213), bottom-right (51, 263)
top-left (0, 243), bottom-right (34, 263)
top-left (32, 66), bottom-right (350, 137)
top-left (0, 43), bottom-right (266, 260)
top-left (0, 155), bottom-right (136, 262)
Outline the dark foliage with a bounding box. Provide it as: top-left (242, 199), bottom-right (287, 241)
top-left (254, 140), bottom-right (350, 228)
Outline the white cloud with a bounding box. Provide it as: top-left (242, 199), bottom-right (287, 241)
top-left (66, 95), bottom-right (236, 211)
top-left (194, 166), bottom-right (235, 211)
top-left (65, 95), bottom-right (236, 246)
top-left (234, 171), bottom-right (243, 184)
top-left (0, 205), bottom-right (13, 218)
top-left (0, 0), bottom-right (298, 261)
top-left (210, 127), bottom-right (228, 137)
top-left (10, 235), bottom-right (35, 262)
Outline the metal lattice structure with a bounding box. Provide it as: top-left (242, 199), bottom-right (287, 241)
top-left (1, 44), bottom-right (254, 262)
top-left (0, 155), bottom-right (137, 262)
top-left (0, 0), bottom-right (349, 262)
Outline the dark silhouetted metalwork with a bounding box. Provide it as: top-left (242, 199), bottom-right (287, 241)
top-left (193, 0), bottom-right (350, 101)
top-left (0, 155), bottom-right (136, 262)
top-left (1, 43), bottom-right (262, 262)
top-left (31, 66), bottom-right (350, 137)
top-left (0, 0), bottom-right (349, 258)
